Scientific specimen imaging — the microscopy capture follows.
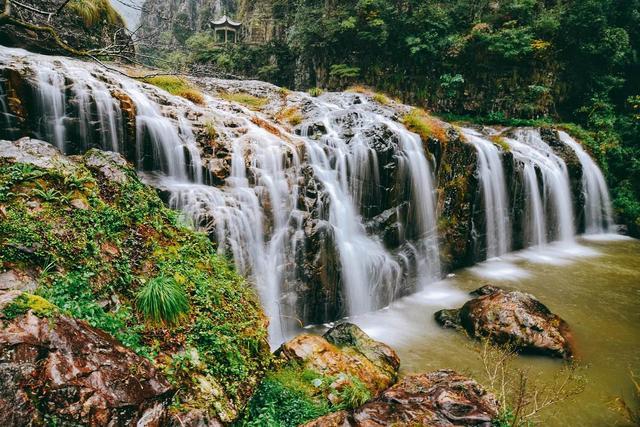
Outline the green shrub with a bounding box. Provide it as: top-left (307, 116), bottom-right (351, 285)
top-left (308, 87), bottom-right (324, 97)
top-left (239, 373), bottom-right (330, 426)
top-left (136, 276), bottom-right (190, 326)
top-left (67, 0), bottom-right (123, 27)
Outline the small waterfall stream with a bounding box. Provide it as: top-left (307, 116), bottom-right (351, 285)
top-left (508, 129), bottom-right (575, 245)
top-left (463, 129), bottom-right (510, 258)
top-left (559, 131), bottom-right (614, 233)
top-left (0, 46), bottom-right (617, 345)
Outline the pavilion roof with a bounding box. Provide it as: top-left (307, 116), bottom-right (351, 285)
top-left (210, 15), bottom-right (242, 28)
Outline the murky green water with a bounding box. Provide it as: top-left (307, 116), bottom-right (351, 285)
top-left (315, 236), bottom-right (640, 426)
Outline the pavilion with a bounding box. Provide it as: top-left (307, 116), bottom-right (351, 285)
top-left (209, 15), bottom-right (242, 44)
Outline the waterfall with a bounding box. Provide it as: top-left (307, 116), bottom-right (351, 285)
top-left (559, 131), bottom-right (614, 233)
top-left (35, 68), bottom-right (67, 152)
top-left (390, 120), bottom-right (441, 284)
top-left (463, 129), bottom-right (510, 258)
top-left (0, 47), bottom-right (444, 343)
top-left (301, 107), bottom-right (400, 316)
top-left (2, 46), bottom-right (617, 347)
top-left (507, 129), bottom-right (575, 245)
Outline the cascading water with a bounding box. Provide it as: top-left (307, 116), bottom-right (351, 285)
top-left (559, 131), bottom-right (614, 233)
top-left (35, 68), bottom-right (67, 152)
top-left (507, 129), bottom-right (575, 245)
top-left (462, 129), bottom-right (510, 258)
top-left (0, 46), bottom-right (617, 347)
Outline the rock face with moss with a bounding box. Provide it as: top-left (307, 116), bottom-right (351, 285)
top-left (240, 323), bottom-right (400, 426)
top-left (304, 370), bottom-right (500, 427)
top-left (430, 127), bottom-right (480, 271)
top-left (435, 286), bottom-right (575, 359)
top-left (0, 138), bottom-right (271, 424)
top-left (0, 290), bottom-right (172, 426)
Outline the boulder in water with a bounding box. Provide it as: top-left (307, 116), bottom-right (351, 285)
top-left (303, 370), bottom-right (499, 427)
top-left (435, 286), bottom-right (575, 359)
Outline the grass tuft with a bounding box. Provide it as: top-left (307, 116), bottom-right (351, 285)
top-left (221, 92), bottom-right (269, 110)
top-left (67, 0), bottom-right (124, 28)
top-left (143, 76), bottom-right (205, 105)
top-left (402, 108), bottom-right (448, 142)
top-left (308, 87), bottom-right (324, 97)
top-left (136, 276), bottom-right (190, 326)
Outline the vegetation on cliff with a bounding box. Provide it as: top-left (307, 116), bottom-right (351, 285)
top-left (0, 140), bottom-right (271, 422)
top-left (138, 0), bottom-right (640, 235)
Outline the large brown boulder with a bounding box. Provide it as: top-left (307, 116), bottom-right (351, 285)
top-left (0, 291), bottom-right (173, 426)
top-left (304, 370), bottom-right (500, 427)
top-left (277, 323), bottom-right (400, 399)
top-left (435, 285), bottom-right (575, 359)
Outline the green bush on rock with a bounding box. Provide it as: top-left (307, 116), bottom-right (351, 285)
top-left (136, 276), bottom-right (189, 325)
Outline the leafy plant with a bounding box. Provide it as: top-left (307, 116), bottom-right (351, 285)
top-left (136, 276), bottom-right (190, 326)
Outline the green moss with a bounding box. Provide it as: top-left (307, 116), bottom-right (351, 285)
top-left (3, 293), bottom-right (58, 319)
top-left (276, 106), bottom-right (303, 126)
top-left (238, 364), bottom-right (372, 426)
top-left (490, 135), bottom-right (511, 152)
top-left (221, 92), bottom-right (268, 110)
top-left (0, 150), bottom-right (270, 421)
top-left (143, 76), bottom-right (205, 105)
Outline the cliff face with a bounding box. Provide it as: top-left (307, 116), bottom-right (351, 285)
top-left (139, 0), bottom-right (237, 46)
top-left (138, 0), bottom-right (280, 48)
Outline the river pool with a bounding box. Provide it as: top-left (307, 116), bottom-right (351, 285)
top-left (308, 235), bottom-right (640, 426)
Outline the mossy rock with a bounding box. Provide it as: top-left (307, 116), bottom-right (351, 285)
top-left (0, 138), bottom-right (271, 423)
top-left (239, 323), bottom-right (400, 426)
